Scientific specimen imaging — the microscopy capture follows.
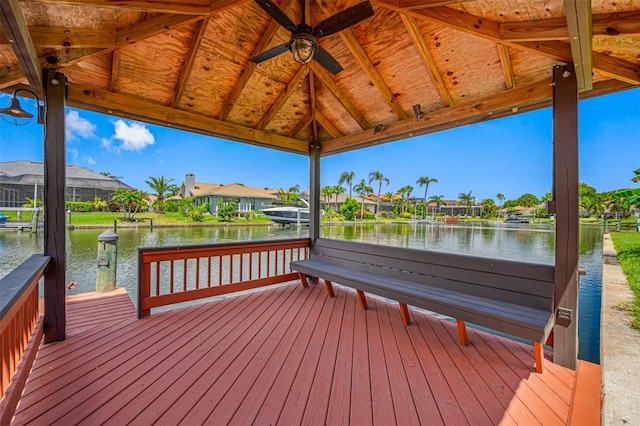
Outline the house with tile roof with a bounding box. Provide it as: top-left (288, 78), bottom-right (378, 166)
top-left (0, 160), bottom-right (134, 209)
top-left (173, 174), bottom-right (278, 216)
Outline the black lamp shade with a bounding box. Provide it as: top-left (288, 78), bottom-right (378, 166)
top-left (0, 97), bottom-right (33, 119)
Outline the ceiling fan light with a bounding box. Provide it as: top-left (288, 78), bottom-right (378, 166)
top-left (0, 97), bottom-right (33, 119)
top-left (290, 36), bottom-right (317, 64)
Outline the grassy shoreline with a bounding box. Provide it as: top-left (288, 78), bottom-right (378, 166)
top-left (610, 232), bottom-right (640, 329)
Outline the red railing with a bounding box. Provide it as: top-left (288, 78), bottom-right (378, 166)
top-left (137, 238), bottom-right (310, 317)
top-left (0, 255), bottom-right (50, 416)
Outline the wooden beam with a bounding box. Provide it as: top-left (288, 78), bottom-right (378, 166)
top-left (256, 65), bottom-right (309, 131)
top-left (400, 13), bottom-right (453, 106)
top-left (309, 71), bottom-right (318, 142)
top-left (0, 26), bottom-right (116, 48)
top-left (219, 0), bottom-right (295, 120)
top-left (0, 0), bottom-right (43, 92)
top-left (317, 2), bottom-right (407, 120)
top-left (564, 0), bottom-right (593, 91)
top-left (171, 18), bottom-right (208, 108)
top-left (315, 110), bottom-right (342, 138)
top-left (109, 49), bottom-right (120, 92)
top-left (500, 10), bottom-right (640, 42)
top-left (31, 0), bottom-right (236, 14)
top-left (377, 3), bottom-right (640, 86)
top-left (288, 112), bottom-right (313, 138)
top-left (551, 63), bottom-right (579, 370)
top-left (497, 44), bottom-right (516, 89)
top-left (321, 77), bottom-right (554, 154)
top-left (310, 62), bottom-right (371, 129)
top-left (0, 48), bottom-right (103, 89)
top-left (376, 0), bottom-right (478, 9)
top-left (66, 83), bottom-right (308, 154)
top-left (43, 69), bottom-right (67, 343)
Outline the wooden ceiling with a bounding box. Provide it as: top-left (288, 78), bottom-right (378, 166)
top-left (1, 0), bottom-right (638, 156)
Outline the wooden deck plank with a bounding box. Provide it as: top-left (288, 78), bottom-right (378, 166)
top-left (325, 289), bottom-right (356, 425)
top-left (377, 302), bottom-right (421, 424)
top-left (126, 285), bottom-right (295, 424)
top-left (413, 312), bottom-right (492, 425)
top-left (190, 284), bottom-right (315, 424)
top-left (10, 284), bottom-right (594, 426)
top-left (228, 283), bottom-right (327, 425)
top-left (366, 299), bottom-right (397, 425)
top-left (73, 287), bottom-right (280, 424)
top-left (349, 287), bottom-right (373, 425)
top-left (301, 286), bottom-right (348, 425)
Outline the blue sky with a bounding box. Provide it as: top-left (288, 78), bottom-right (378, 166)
top-left (0, 87), bottom-right (638, 202)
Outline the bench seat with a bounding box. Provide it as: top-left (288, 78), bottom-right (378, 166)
top-left (289, 238), bottom-right (556, 373)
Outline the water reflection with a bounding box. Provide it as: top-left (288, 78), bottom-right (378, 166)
top-left (0, 222), bottom-right (603, 363)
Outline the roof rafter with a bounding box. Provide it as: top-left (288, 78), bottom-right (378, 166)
top-left (399, 13), bottom-right (453, 106)
top-left (310, 69), bottom-right (318, 142)
top-left (315, 110), bottom-right (343, 138)
top-left (171, 18), bottom-right (209, 108)
top-left (310, 61), bottom-right (370, 130)
top-left (256, 65), bottom-right (309, 131)
top-left (219, 0), bottom-right (296, 121)
top-left (564, 0), bottom-right (593, 91)
top-left (288, 112), bottom-right (313, 139)
top-left (0, 0), bottom-right (43, 92)
top-left (66, 82), bottom-right (308, 154)
top-left (500, 10), bottom-right (640, 42)
top-left (497, 44), bottom-right (516, 89)
top-left (375, 2), bottom-right (640, 85)
top-left (317, 2), bottom-right (408, 120)
top-left (0, 26), bottom-right (116, 48)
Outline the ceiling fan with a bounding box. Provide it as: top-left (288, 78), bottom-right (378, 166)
top-left (250, 0), bottom-right (374, 75)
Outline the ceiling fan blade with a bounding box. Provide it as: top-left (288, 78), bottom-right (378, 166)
top-left (312, 1), bottom-right (374, 38)
top-left (250, 43), bottom-right (290, 63)
top-left (254, 0), bottom-right (298, 32)
top-left (314, 46), bottom-right (343, 75)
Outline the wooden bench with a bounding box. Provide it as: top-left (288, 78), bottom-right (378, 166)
top-left (290, 238), bottom-right (556, 373)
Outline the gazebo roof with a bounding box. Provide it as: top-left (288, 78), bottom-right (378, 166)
top-left (1, 0), bottom-right (637, 156)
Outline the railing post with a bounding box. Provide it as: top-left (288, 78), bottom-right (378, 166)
top-left (138, 251), bottom-right (151, 318)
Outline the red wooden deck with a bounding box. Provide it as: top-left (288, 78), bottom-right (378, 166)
top-left (10, 283), bottom-right (599, 425)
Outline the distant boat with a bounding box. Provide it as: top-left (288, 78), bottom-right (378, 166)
top-left (262, 199), bottom-right (311, 225)
top-left (504, 215), bottom-right (530, 224)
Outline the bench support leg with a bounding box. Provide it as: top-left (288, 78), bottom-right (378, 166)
top-left (534, 342), bottom-right (544, 373)
top-left (399, 303), bottom-right (411, 326)
top-left (324, 280), bottom-right (335, 298)
top-left (297, 272), bottom-right (309, 288)
top-left (457, 320), bottom-right (468, 346)
top-left (356, 290), bottom-right (367, 310)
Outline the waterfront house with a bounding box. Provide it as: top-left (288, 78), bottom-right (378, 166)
top-left (172, 173), bottom-right (277, 215)
top-left (0, 160), bottom-right (133, 209)
top-left (0, 0), bottom-right (630, 423)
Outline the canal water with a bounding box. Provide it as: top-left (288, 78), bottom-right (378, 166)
top-left (0, 222), bottom-right (604, 363)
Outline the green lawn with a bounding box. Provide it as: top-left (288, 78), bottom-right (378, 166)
top-left (611, 232), bottom-right (640, 329)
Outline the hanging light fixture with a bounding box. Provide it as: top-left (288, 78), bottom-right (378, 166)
top-left (289, 33), bottom-right (317, 64)
top-left (413, 104), bottom-right (425, 121)
top-left (0, 88), bottom-right (44, 124)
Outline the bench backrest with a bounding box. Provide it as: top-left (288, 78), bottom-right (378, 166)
top-left (310, 238), bottom-right (555, 311)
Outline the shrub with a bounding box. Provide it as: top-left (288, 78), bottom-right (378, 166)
top-left (341, 198), bottom-right (359, 221)
top-left (66, 201), bottom-right (93, 212)
top-left (108, 201), bottom-right (121, 212)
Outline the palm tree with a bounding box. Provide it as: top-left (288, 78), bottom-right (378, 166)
top-left (320, 186), bottom-right (333, 209)
top-left (496, 193), bottom-right (505, 218)
top-left (333, 185), bottom-right (345, 210)
top-left (417, 176), bottom-right (438, 204)
top-left (338, 171), bottom-right (355, 199)
top-left (428, 194), bottom-right (445, 214)
top-left (354, 179), bottom-right (373, 220)
top-left (112, 188), bottom-right (150, 220)
top-left (368, 171), bottom-right (389, 219)
top-left (145, 176), bottom-right (176, 213)
top-left (458, 191), bottom-right (473, 216)
top-left (397, 185), bottom-right (414, 214)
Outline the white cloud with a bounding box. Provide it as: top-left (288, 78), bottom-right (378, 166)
top-left (87, 157), bottom-right (96, 165)
top-left (67, 147), bottom-right (79, 162)
top-left (112, 120), bottom-right (155, 152)
top-left (66, 111), bottom-right (96, 141)
top-left (101, 138), bottom-right (114, 152)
